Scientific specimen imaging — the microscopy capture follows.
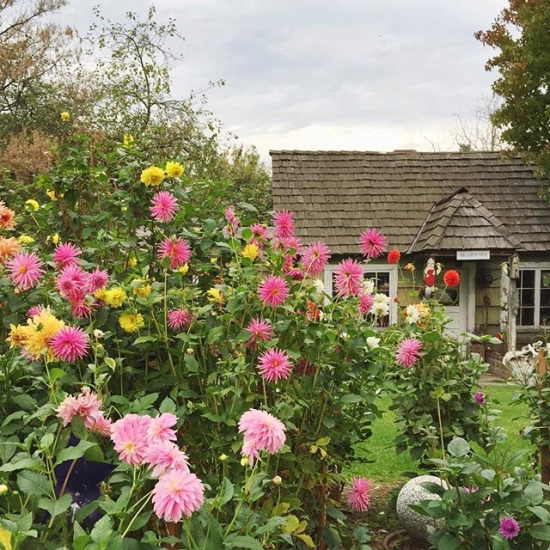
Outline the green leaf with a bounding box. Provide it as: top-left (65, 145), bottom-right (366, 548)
top-left (437, 534), bottom-right (460, 550)
top-left (530, 524), bottom-right (550, 541)
top-left (90, 515), bottom-right (114, 543)
top-left (38, 494), bottom-right (73, 518)
top-left (47, 368), bottom-right (67, 382)
top-left (17, 470), bottom-right (52, 497)
top-left (296, 534), bottom-right (316, 548)
top-left (216, 477), bottom-right (234, 507)
top-left (184, 354), bottom-right (199, 373)
top-left (340, 394), bottom-right (362, 404)
top-left (159, 397), bottom-right (176, 414)
top-left (224, 535), bottom-right (264, 549)
top-left (55, 440), bottom-right (98, 466)
top-left (133, 336), bottom-right (158, 345)
top-left (124, 511), bottom-right (151, 533)
top-left (0, 457), bottom-right (40, 472)
top-left (447, 437), bottom-right (470, 457)
top-left (206, 325), bottom-right (224, 344)
top-left (528, 505), bottom-right (550, 523)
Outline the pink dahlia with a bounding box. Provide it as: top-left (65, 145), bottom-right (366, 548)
top-left (50, 326), bottom-right (90, 362)
top-left (499, 517), bottom-right (520, 540)
top-left (147, 413), bottom-right (178, 443)
top-left (28, 305), bottom-right (44, 318)
top-left (90, 415), bottom-right (112, 437)
top-left (158, 237), bottom-right (191, 269)
top-left (71, 299), bottom-right (95, 319)
top-left (358, 293), bottom-right (374, 315)
top-left (225, 206), bottom-right (239, 228)
top-left (144, 441), bottom-right (190, 478)
top-left (258, 275), bottom-right (289, 307)
top-left (57, 265), bottom-right (88, 300)
top-left (473, 391), bottom-right (485, 405)
top-left (86, 267), bottom-right (109, 293)
top-left (273, 236), bottom-right (302, 257)
top-left (347, 477), bottom-right (371, 512)
top-left (250, 223), bottom-right (268, 242)
top-left (245, 318), bottom-right (273, 345)
top-left (257, 348), bottom-right (293, 383)
top-left (6, 252), bottom-right (44, 289)
top-left (334, 258), bottom-right (364, 297)
top-left (152, 469), bottom-right (204, 522)
top-left (359, 228), bottom-right (387, 259)
top-left (301, 241), bottom-right (331, 276)
top-left (57, 395), bottom-right (80, 426)
top-left (273, 210), bottom-right (295, 238)
top-left (53, 242), bottom-right (81, 269)
top-left (151, 191), bottom-right (179, 223)
top-left (57, 387), bottom-right (109, 435)
top-left (110, 414), bottom-right (152, 466)
top-left (238, 409), bottom-right (286, 465)
top-left (167, 308), bottom-right (194, 330)
top-left (223, 207), bottom-right (240, 237)
top-left (396, 338), bottom-right (422, 368)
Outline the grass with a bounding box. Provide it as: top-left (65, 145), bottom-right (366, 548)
top-left (347, 382), bottom-right (533, 482)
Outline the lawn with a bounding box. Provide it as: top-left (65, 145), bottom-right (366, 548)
top-left (348, 382), bottom-right (533, 482)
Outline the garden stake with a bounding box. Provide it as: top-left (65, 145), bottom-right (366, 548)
top-left (538, 349), bottom-right (549, 485)
top-left (317, 462), bottom-right (328, 550)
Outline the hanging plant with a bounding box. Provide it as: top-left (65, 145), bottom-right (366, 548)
top-left (476, 268), bottom-right (494, 289)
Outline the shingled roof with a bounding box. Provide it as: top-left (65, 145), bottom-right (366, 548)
top-left (408, 187), bottom-right (521, 253)
top-left (270, 150), bottom-right (550, 256)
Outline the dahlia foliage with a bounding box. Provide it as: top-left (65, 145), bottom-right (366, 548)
top-left (0, 133), bottom-right (483, 548)
top-left (0, 139), bottom-right (398, 548)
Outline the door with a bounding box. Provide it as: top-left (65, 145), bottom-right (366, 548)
top-left (443, 267), bottom-right (469, 338)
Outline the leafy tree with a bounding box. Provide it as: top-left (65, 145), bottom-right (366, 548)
top-left (0, 4), bottom-right (271, 214)
top-left (0, 0), bottom-right (75, 139)
top-left (476, 0), bottom-right (550, 176)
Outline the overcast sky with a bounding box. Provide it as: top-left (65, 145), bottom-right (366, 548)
top-left (58, 0), bottom-right (507, 163)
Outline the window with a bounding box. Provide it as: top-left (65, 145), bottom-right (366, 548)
top-left (518, 266), bottom-right (550, 328)
top-left (323, 264), bottom-right (398, 325)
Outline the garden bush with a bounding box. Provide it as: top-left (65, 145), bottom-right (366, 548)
top-left (0, 131), bottom-right (391, 549)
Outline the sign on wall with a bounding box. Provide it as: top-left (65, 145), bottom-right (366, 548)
top-left (456, 250), bottom-right (490, 261)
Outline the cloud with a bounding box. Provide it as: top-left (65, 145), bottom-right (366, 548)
top-left (57, 0), bottom-right (509, 161)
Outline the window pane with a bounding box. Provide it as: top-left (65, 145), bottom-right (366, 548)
top-left (519, 307), bottom-right (535, 326)
top-left (365, 272), bottom-right (390, 294)
top-left (521, 270), bottom-right (536, 288)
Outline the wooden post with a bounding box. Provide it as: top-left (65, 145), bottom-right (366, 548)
top-left (317, 463), bottom-right (328, 550)
top-left (539, 350), bottom-right (549, 485)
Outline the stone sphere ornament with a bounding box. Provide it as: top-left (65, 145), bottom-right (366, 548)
top-left (396, 475), bottom-right (447, 542)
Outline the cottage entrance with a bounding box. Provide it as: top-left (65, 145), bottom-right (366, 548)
top-left (444, 267), bottom-right (470, 337)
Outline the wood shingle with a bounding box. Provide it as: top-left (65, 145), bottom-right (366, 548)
top-left (270, 150), bottom-right (550, 255)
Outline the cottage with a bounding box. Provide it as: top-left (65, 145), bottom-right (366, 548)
top-left (270, 150), bottom-right (550, 350)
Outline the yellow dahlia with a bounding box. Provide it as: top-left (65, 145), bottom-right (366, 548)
top-left (104, 288), bottom-right (127, 308)
top-left (24, 199), bottom-right (40, 211)
top-left (119, 312), bottom-right (144, 333)
top-left (140, 166), bottom-right (165, 187)
top-left (6, 324), bottom-right (27, 349)
top-left (241, 243), bottom-right (259, 260)
top-left (165, 161), bottom-right (184, 178)
top-left (20, 308), bottom-right (64, 360)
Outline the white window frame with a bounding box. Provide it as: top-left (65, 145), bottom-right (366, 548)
top-left (517, 262), bottom-right (550, 328)
top-left (323, 263), bottom-right (399, 325)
